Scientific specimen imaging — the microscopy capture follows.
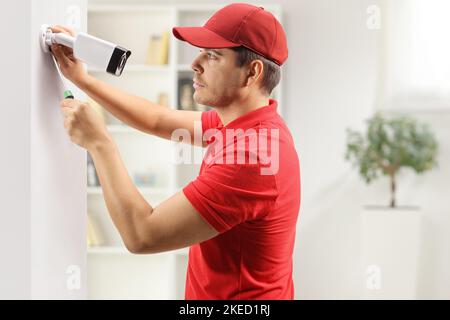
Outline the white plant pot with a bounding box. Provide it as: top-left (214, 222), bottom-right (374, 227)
top-left (361, 207), bottom-right (422, 299)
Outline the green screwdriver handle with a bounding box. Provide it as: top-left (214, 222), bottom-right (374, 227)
top-left (64, 90), bottom-right (74, 99)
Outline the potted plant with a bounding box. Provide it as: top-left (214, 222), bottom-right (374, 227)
top-left (345, 112), bottom-right (438, 299)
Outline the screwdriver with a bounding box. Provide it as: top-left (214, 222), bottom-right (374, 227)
top-left (50, 49), bottom-right (74, 99)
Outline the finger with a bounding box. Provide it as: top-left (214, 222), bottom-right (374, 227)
top-left (52, 45), bottom-right (71, 67)
top-left (49, 25), bottom-right (75, 54)
top-left (49, 26), bottom-right (75, 60)
top-left (61, 107), bottom-right (74, 118)
top-left (50, 25), bottom-right (76, 37)
top-left (57, 25), bottom-right (76, 37)
top-left (49, 26), bottom-right (65, 34)
top-left (61, 112), bottom-right (76, 127)
top-left (61, 45), bottom-right (75, 58)
top-left (64, 119), bottom-right (71, 129)
top-left (60, 98), bottom-right (80, 108)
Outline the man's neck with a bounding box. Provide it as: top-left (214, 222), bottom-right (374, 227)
top-left (215, 95), bottom-right (270, 126)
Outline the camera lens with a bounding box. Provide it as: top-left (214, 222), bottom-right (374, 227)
top-left (107, 46), bottom-right (131, 76)
top-left (116, 53), bottom-right (128, 76)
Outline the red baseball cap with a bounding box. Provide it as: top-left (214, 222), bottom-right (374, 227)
top-left (172, 3), bottom-right (288, 66)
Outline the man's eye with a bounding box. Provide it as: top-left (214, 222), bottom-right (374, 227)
top-left (199, 50), bottom-right (217, 60)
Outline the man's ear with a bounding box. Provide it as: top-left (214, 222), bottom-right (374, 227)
top-left (245, 60), bottom-right (264, 88)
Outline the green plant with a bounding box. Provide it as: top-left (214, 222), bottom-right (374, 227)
top-left (345, 112), bottom-right (438, 208)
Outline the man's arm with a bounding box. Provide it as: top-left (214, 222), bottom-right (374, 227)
top-left (80, 75), bottom-right (205, 147)
top-left (50, 25), bottom-right (205, 147)
top-left (89, 137), bottom-right (218, 254)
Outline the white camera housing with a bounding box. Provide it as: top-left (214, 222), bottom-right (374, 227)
top-left (40, 24), bottom-right (131, 76)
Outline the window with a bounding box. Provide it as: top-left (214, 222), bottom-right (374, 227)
top-left (382, 0), bottom-right (450, 110)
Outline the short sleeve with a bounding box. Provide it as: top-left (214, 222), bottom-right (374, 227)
top-left (182, 163), bottom-right (278, 233)
top-left (201, 109), bottom-right (222, 133)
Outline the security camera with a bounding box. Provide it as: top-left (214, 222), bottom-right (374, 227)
top-left (40, 24), bottom-right (131, 76)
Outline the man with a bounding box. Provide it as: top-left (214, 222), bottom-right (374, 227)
top-left (51, 3), bottom-right (300, 299)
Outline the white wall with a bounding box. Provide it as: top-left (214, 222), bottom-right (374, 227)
top-left (0, 0), bottom-right (87, 299)
top-left (0, 0), bottom-right (31, 299)
top-left (400, 112), bottom-right (450, 299)
top-left (277, 0), bottom-right (381, 299)
top-left (274, 0), bottom-right (450, 299)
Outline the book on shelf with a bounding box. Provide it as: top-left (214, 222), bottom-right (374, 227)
top-left (177, 77), bottom-right (196, 111)
top-left (145, 31), bottom-right (169, 65)
top-left (87, 212), bottom-right (104, 247)
top-left (177, 77), bottom-right (211, 111)
top-left (157, 92), bottom-right (169, 108)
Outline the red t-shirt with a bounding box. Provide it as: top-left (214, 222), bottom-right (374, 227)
top-left (183, 99), bottom-right (301, 299)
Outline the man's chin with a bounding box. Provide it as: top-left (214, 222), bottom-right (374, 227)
top-left (193, 93), bottom-right (209, 107)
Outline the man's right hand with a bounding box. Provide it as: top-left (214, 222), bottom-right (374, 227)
top-left (50, 25), bottom-right (89, 87)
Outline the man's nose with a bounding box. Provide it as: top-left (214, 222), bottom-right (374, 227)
top-left (191, 55), bottom-right (203, 73)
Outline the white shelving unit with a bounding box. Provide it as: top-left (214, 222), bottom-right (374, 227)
top-left (86, 1), bottom-right (283, 300)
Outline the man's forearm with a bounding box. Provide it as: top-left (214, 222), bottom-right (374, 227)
top-left (88, 137), bottom-right (153, 250)
top-left (78, 75), bottom-right (166, 134)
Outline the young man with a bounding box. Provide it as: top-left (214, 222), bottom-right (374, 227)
top-left (51, 3), bottom-right (300, 299)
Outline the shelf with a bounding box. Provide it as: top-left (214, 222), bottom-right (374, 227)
top-left (88, 4), bottom-right (174, 13)
top-left (87, 245), bottom-right (189, 256)
top-left (87, 186), bottom-right (173, 195)
top-left (88, 246), bottom-right (129, 254)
